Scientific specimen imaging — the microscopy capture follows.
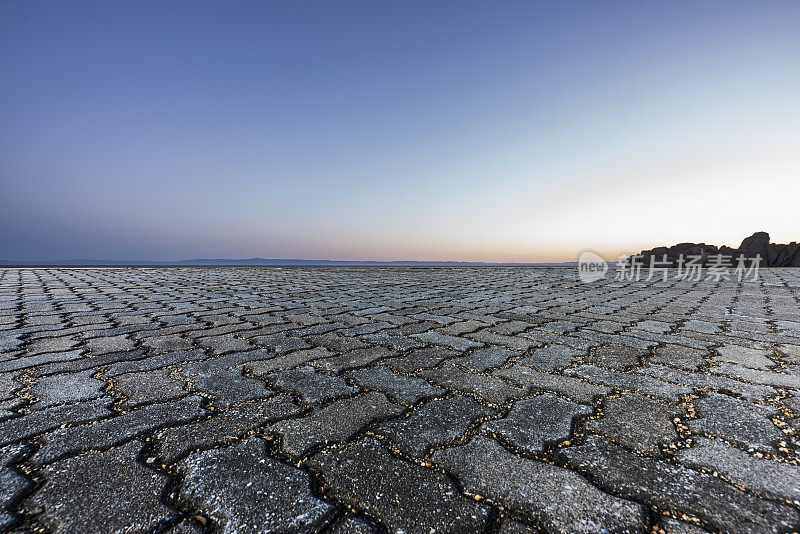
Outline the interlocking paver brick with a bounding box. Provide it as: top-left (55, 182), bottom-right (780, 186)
top-left (24, 440), bottom-right (171, 534)
top-left (586, 392), bottom-right (683, 456)
top-left (177, 437), bottom-right (335, 532)
top-left (483, 393), bottom-right (591, 454)
top-left (374, 395), bottom-right (494, 456)
top-left (192, 369), bottom-right (274, 408)
top-left (269, 392), bottom-right (403, 456)
top-left (155, 395), bottom-right (301, 464)
top-left (346, 365), bottom-right (444, 405)
top-left (29, 370), bottom-right (107, 409)
top-left (113, 367), bottom-right (187, 407)
top-left (309, 438), bottom-right (489, 533)
top-left (3, 267), bottom-right (800, 532)
top-left (31, 396), bottom-right (206, 465)
top-left (433, 436), bottom-right (648, 533)
top-left (688, 393), bottom-right (782, 453)
top-left (560, 435), bottom-right (800, 533)
top-left (493, 364), bottom-right (609, 403)
top-left (676, 437), bottom-right (800, 504)
top-left (0, 444), bottom-right (31, 529)
top-left (268, 365), bottom-right (357, 404)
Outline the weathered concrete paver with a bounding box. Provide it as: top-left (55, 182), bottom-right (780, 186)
top-left (483, 393), bottom-right (592, 454)
top-left (178, 437), bottom-right (335, 532)
top-left (560, 435), bottom-right (800, 533)
top-left (586, 392), bottom-right (684, 456)
top-left (675, 437), bottom-right (800, 504)
top-left (374, 394), bottom-right (494, 457)
top-left (433, 435), bottom-right (648, 533)
top-left (24, 440), bottom-right (172, 534)
top-left (309, 437), bottom-right (489, 533)
top-left (2, 266), bottom-right (800, 532)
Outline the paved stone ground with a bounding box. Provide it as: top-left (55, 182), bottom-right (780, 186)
top-left (1, 267), bottom-right (799, 533)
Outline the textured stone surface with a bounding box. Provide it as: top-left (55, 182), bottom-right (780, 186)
top-left (309, 438), bottom-right (489, 533)
top-left (675, 437), bottom-right (800, 504)
top-left (269, 391), bottom-right (403, 456)
top-left (586, 392), bottom-right (684, 456)
top-left (689, 393), bottom-right (782, 453)
top-left (0, 445), bottom-right (31, 529)
top-left (29, 370), bottom-right (107, 409)
top-left (25, 440), bottom-right (172, 534)
top-left (155, 395), bottom-right (302, 464)
top-left (375, 394), bottom-right (494, 457)
top-left (483, 393), bottom-right (591, 454)
top-left (346, 365), bottom-right (445, 405)
top-left (560, 435), bottom-right (800, 533)
top-left (268, 365), bottom-right (357, 404)
top-left (178, 437), bottom-right (335, 532)
top-left (3, 267), bottom-right (800, 532)
top-left (432, 436), bottom-right (648, 533)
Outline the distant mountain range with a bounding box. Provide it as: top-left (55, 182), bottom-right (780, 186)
top-left (0, 258), bottom-right (578, 267)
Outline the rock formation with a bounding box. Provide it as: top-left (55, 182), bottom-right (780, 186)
top-left (633, 232), bottom-right (800, 267)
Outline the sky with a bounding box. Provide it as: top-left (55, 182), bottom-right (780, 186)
top-left (1, 1), bottom-right (799, 262)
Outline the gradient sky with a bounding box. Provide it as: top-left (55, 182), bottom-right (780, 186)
top-left (2, 1), bottom-right (799, 262)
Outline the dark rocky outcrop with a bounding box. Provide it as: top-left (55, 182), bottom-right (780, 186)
top-left (634, 232), bottom-right (800, 267)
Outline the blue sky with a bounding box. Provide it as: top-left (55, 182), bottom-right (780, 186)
top-left (2, 1), bottom-right (798, 261)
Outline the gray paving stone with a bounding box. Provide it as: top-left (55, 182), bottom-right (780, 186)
top-left (418, 365), bottom-right (526, 405)
top-left (84, 334), bottom-right (136, 354)
top-left (560, 435), bottom-right (800, 533)
top-left (29, 370), bottom-right (107, 409)
top-left (586, 343), bottom-right (647, 370)
top-left (31, 396), bottom-right (206, 465)
top-left (676, 437), bottom-right (800, 504)
top-left (192, 369), bottom-right (274, 408)
top-left (483, 394), bottom-right (591, 454)
top-left (0, 349), bottom-right (84, 372)
top-left (243, 347), bottom-right (330, 375)
top-left (466, 330), bottom-right (538, 352)
top-left (251, 333), bottom-right (311, 354)
top-left (346, 365), bottom-right (445, 405)
top-left (155, 395), bottom-right (302, 464)
top-left (25, 440), bottom-right (172, 534)
top-left (448, 345), bottom-right (516, 372)
top-left (375, 395), bottom-right (494, 457)
top-left (566, 364), bottom-right (692, 400)
top-left (138, 334), bottom-right (194, 353)
top-left (638, 364), bottom-right (778, 402)
top-left (382, 346), bottom-right (458, 373)
top-left (432, 436), bottom-right (648, 533)
top-left (713, 345), bottom-right (775, 370)
top-left (412, 331), bottom-right (483, 351)
top-left (269, 365), bottom-right (358, 404)
top-left (689, 393), bottom-right (782, 453)
top-left (178, 437), bottom-right (335, 533)
top-left (113, 367), bottom-right (187, 407)
top-left (0, 397), bottom-right (114, 446)
top-left (517, 344), bottom-right (582, 372)
top-left (0, 444), bottom-right (31, 529)
top-left (104, 349), bottom-right (208, 377)
top-left (269, 392), bottom-right (403, 456)
top-left (586, 392), bottom-right (683, 456)
top-left (712, 363), bottom-right (800, 389)
top-left (311, 346), bottom-right (393, 373)
top-left (309, 438), bottom-right (489, 533)
top-left (493, 364), bottom-right (609, 403)
top-left (650, 344), bottom-right (708, 371)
